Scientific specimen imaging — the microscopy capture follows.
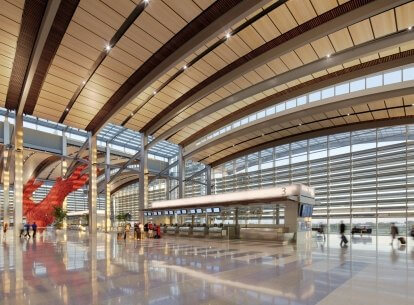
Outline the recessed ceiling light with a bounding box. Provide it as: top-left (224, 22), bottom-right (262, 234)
top-left (409, 26), bottom-right (412, 30)
top-left (183, 65), bottom-right (187, 70)
top-left (326, 54), bottom-right (331, 58)
top-left (347, 113), bottom-right (350, 116)
top-left (225, 32), bottom-right (231, 39)
top-left (153, 91), bottom-right (157, 95)
top-left (144, 0), bottom-right (149, 4)
top-left (105, 45), bottom-right (111, 51)
top-left (130, 112), bottom-right (134, 116)
top-left (298, 123), bottom-right (302, 126)
top-left (82, 81), bottom-right (86, 85)
top-left (65, 108), bottom-right (69, 111)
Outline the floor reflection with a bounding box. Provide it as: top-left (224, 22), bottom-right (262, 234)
top-left (0, 231), bottom-right (414, 304)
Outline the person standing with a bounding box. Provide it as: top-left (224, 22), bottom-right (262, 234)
top-left (134, 223), bottom-right (139, 239)
top-left (19, 223), bottom-right (25, 238)
top-left (339, 221), bottom-right (347, 247)
top-left (24, 223), bottom-right (31, 238)
top-left (3, 222), bottom-right (8, 238)
top-left (390, 223), bottom-right (399, 246)
top-left (32, 222), bottom-right (37, 239)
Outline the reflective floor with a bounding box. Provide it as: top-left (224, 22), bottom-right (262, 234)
top-left (1, 231), bottom-right (414, 305)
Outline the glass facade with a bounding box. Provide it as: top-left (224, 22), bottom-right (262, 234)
top-left (212, 125), bottom-right (414, 236)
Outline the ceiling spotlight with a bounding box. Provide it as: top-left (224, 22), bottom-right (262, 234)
top-left (409, 26), bottom-right (412, 30)
top-left (143, 0), bottom-right (149, 3)
top-left (82, 80), bottom-right (86, 85)
top-left (183, 65), bottom-right (187, 70)
top-left (326, 54), bottom-right (331, 58)
top-left (347, 113), bottom-right (350, 116)
top-left (65, 108), bottom-right (69, 111)
top-left (298, 123), bottom-right (302, 126)
top-left (225, 32), bottom-right (231, 39)
top-left (130, 112), bottom-right (134, 116)
top-left (153, 91), bottom-right (157, 95)
top-left (105, 45), bottom-right (111, 51)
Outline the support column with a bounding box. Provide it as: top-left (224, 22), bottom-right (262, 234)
top-left (3, 115), bottom-right (10, 226)
top-left (88, 133), bottom-right (97, 234)
top-left (165, 177), bottom-right (170, 200)
top-left (61, 131), bottom-right (67, 229)
top-left (104, 144), bottom-right (111, 232)
top-left (13, 114), bottom-right (23, 236)
top-left (178, 146), bottom-right (184, 198)
top-left (206, 165), bottom-right (211, 195)
top-left (139, 133), bottom-right (148, 223)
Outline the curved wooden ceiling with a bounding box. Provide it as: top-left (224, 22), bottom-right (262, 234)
top-left (2, 0), bottom-right (414, 168)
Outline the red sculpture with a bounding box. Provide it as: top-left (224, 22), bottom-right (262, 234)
top-left (23, 163), bottom-right (90, 227)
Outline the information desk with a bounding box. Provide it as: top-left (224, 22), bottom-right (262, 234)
top-left (166, 226), bottom-right (179, 235)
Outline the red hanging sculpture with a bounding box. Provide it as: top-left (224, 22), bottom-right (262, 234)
top-left (23, 163), bottom-right (90, 227)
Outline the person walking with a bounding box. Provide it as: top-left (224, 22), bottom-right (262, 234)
top-left (19, 223), bottom-right (25, 238)
top-left (32, 222), bottom-right (37, 239)
top-left (24, 223), bottom-right (31, 238)
top-left (339, 221), bottom-right (348, 247)
top-left (134, 223), bottom-right (139, 239)
top-left (390, 223), bottom-right (399, 246)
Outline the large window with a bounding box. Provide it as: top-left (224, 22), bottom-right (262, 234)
top-left (213, 125), bottom-right (414, 237)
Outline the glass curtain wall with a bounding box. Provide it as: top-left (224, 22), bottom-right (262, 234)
top-left (212, 124), bottom-right (414, 237)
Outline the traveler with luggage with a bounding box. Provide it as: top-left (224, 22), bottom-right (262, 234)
top-left (390, 223), bottom-right (399, 246)
top-left (339, 221), bottom-right (348, 247)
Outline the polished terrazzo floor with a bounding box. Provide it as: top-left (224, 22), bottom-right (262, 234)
top-left (1, 231), bottom-right (414, 305)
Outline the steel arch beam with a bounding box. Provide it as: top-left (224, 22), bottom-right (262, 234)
top-left (150, 29), bottom-right (414, 147)
top-left (144, 0), bottom-right (411, 136)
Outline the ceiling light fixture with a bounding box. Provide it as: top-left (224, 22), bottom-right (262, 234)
top-left (105, 45), bottom-right (111, 51)
top-left (409, 26), bottom-right (412, 30)
top-left (153, 91), bottom-right (157, 95)
top-left (183, 65), bottom-right (187, 70)
top-left (143, 0), bottom-right (149, 4)
top-left (130, 112), bottom-right (134, 116)
top-left (82, 80), bottom-right (86, 85)
top-left (65, 108), bottom-right (69, 111)
top-left (225, 32), bottom-right (231, 39)
top-left (326, 54), bottom-right (331, 58)
top-left (298, 123), bottom-right (302, 126)
top-left (347, 113), bottom-right (350, 116)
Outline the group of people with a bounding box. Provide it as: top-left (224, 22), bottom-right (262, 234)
top-left (121, 222), bottom-right (162, 240)
top-left (20, 222), bottom-right (37, 239)
top-left (2, 222), bottom-right (38, 239)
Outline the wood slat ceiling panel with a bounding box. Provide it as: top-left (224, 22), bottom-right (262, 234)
top-left (170, 8), bottom-right (409, 145)
top-left (131, 1), bottom-right (327, 133)
top-left (0, 0), bottom-right (22, 107)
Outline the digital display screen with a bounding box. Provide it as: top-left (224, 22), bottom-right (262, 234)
top-left (206, 208), bottom-right (212, 213)
top-left (164, 211), bottom-right (169, 215)
top-left (299, 204), bottom-right (313, 217)
top-left (176, 210), bottom-right (181, 215)
top-left (143, 212), bottom-right (147, 216)
top-left (168, 211), bottom-right (174, 215)
top-left (196, 208), bottom-right (203, 214)
top-left (147, 212), bottom-right (152, 216)
top-left (190, 209), bottom-right (196, 214)
top-left (213, 208), bottom-right (220, 213)
top-left (181, 209), bottom-right (187, 214)
top-left (157, 211), bottom-right (162, 216)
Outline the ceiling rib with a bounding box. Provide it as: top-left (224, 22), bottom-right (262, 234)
top-left (23, 0), bottom-right (80, 115)
top-left (143, 0), bottom-right (411, 137)
top-left (86, 0), bottom-right (271, 135)
top-left (58, 0), bottom-right (147, 124)
top-left (118, 0), bottom-right (288, 128)
top-left (5, 0), bottom-right (59, 114)
top-left (186, 84), bottom-right (414, 159)
top-left (180, 48), bottom-right (414, 148)
top-left (151, 29), bottom-right (414, 148)
top-left (210, 116), bottom-right (414, 167)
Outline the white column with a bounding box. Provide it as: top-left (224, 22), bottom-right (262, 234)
top-left (139, 133), bottom-right (148, 223)
top-left (104, 144), bottom-right (111, 232)
top-left (178, 145), bottom-right (184, 198)
top-left (3, 115), bottom-right (10, 225)
top-left (13, 113), bottom-right (23, 236)
top-left (88, 133), bottom-right (97, 234)
top-left (61, 131), bottom-right (67, 229)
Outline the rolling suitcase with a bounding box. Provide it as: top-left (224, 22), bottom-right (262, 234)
top-left (398, 237), bottom-right (406, 245)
